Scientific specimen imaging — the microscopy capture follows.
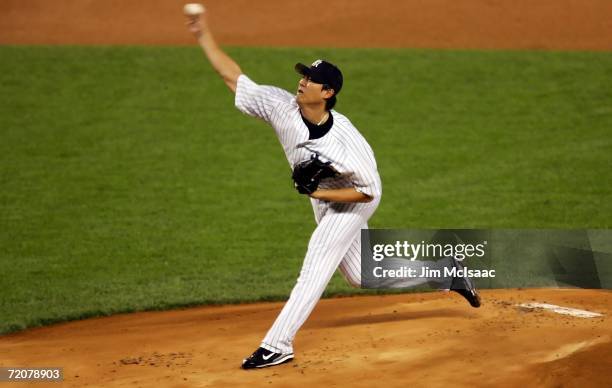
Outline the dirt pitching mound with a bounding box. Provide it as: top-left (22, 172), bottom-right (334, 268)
top-left (1, 0), bottom-right (611, 50)
top-left (1, 289), bottom-right (610, 387)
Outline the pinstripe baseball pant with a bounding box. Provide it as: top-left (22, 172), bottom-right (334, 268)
top-left (261, 197), bottom-right (379, 354)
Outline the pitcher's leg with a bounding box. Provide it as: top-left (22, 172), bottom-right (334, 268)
top-left (262, 204), bottom-right (376, 354)
top-left (339, 227), bottom-right (454, 289)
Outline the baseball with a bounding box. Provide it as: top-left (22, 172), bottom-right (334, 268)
top-left (183, 3), bottom-right (205, 16)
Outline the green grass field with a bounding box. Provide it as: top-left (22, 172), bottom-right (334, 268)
top-left (1, 46), bottom-right (611, 334)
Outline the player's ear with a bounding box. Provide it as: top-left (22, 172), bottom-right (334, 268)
top-left (321, 87), bottom-right (335, 99)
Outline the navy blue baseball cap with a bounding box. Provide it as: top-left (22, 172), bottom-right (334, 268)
top-left (295, 59), bottom-right (343, 95)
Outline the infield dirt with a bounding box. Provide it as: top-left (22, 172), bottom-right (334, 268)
top-left (1, 289), bottom-right (610, 387)
top-left (1, 0), bottom-right (612, 50)
top-left (1, 1), bottom-right (611, 387)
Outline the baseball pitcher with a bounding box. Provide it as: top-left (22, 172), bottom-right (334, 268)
top-left (185, 6), bottom-right (480, 370)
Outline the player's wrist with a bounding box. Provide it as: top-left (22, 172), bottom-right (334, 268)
top-left (309, 190), bottom-right (323, 199)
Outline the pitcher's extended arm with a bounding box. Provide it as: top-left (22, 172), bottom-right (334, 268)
top-left (186, 10), bottom-right (242, 93)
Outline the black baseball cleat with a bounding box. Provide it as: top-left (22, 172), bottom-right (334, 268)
top-left (241, 347), bottom-right (294, 369)
top-left (449, 260), bottom-right (481, 308)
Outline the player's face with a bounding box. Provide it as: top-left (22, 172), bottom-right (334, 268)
top-left (296, 75), bottom-right (334, 105)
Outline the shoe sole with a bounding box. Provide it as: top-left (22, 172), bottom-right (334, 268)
top-left (450, 260), bottom-right (481, 308)
top-left (451, 287), bottom-right (481, 308)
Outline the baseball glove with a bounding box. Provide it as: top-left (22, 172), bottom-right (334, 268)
top-left (292, 155), bottom-right (339, 194)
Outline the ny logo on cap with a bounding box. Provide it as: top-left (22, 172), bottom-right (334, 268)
top-left (311, 59), bottom-right (323, 67)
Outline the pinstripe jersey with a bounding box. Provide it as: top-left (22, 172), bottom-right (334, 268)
top-left (234, 74), bottom-right (382, 199)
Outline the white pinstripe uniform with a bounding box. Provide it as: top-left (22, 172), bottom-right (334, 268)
top-left (235, 74), bottom-right (382, 355)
